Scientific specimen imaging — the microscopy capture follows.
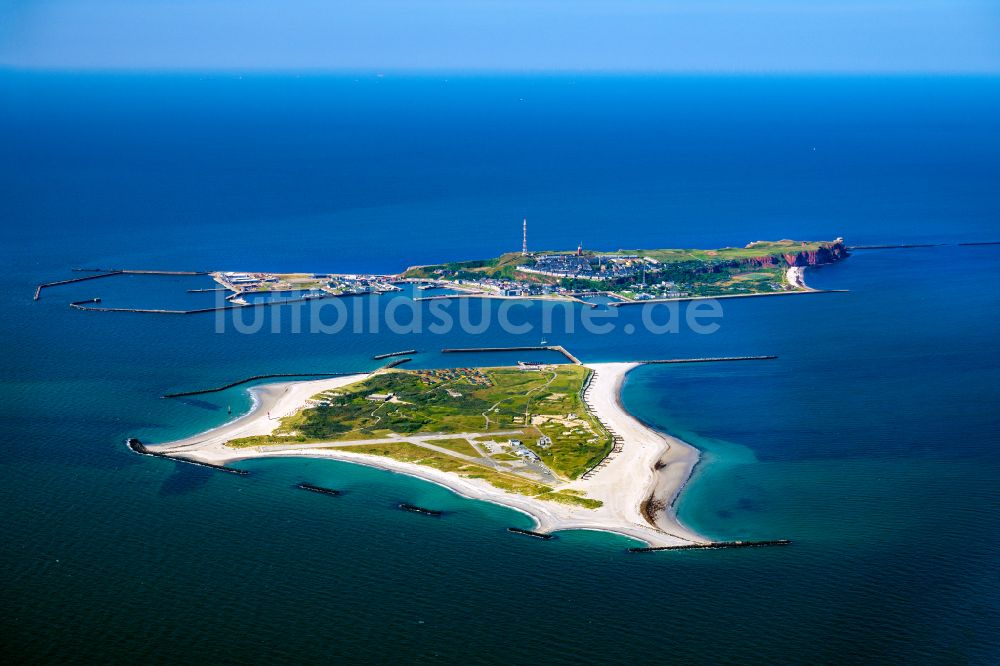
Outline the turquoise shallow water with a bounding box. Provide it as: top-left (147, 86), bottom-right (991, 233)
top-left (2, 74), bottom-right (1000, 663)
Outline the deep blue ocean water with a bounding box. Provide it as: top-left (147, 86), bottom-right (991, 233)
top-left (2, 73), bottom-right (999, 663)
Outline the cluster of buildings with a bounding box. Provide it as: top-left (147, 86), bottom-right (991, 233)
top-left (326, 274), bottom-right (401, 295)
top-left (414, 368), bottom-right (493, 387)
top-left (441, 266), bottom-right (693, 301)
top-left (425, 273), bottom-right (553, 298)
top-left (515, 253), bottom-right (664, 284)
top-left (475, 276), bottom-right (551, 297)
top-left (595, 255), bottom-right (661, 280)
top-left (217, 272), bottom-right (281, 291)
top-left (506, 439), bottom-right (541, 462)
top-left (629, 281), bottom-right (690, 300)
top-left (218, 271), bottom-right (403, 297)
top-left (517, 254), bottom-right (595, 279)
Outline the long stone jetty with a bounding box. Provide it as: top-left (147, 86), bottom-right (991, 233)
top-left (373, 349), bottom-right (417, 360)
top-left (34, 270), bottom-right (125, 300)
top-left (161, 372), bottom-right (359, 398)
top-left (126, 438), bottom-right (248, 475)
top-left (70, 292), bottom-right (333, 314)
top-left (628, 539), bottom-right (791, 553)
top-left (639, 355), bottom-right (777, 364)
top-left (35, 269), bottom-right (209, 301)
top-left (440, 345), bottom-right (582, 364)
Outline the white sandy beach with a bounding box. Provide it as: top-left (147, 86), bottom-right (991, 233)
top-left (786, 265), bottom-right (810, 290)
top-left (152, 375), bottom-right (371, 453)
top-left (147, 365), bottom-right (708, 547)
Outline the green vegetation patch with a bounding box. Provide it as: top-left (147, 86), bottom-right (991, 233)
top-left (226, 366), bottom-right (612, 494)
top-left (226, 433), bottom-right (310, 448)
top-left (275, 370), bottom-right (494, 439)
top-left (404, 252), bottom-right (528, 280)
top-left (337, 441), bottom-right (602, 509)
top-left (403, 240), bottom-right (836, 298)
top-left (535, 491), bottom-right (603, 509)
top-left (266, 366), bottom-right (611, 480)
top-left (422, 438), bottom-right (481, 457)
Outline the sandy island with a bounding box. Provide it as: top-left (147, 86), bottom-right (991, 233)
top-left (146, 365), bottom-right (708, 547)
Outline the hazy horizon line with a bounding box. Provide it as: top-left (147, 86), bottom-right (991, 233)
top-left (4, 66), bottom-right (999, 78)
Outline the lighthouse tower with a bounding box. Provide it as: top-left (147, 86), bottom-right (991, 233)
top-left (522, 218), bottom-right (528, 256)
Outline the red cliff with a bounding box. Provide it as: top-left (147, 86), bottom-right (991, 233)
top-left (742, 239), bottom-right (848, 269)
top-left (782, 240), bottom-right (848, 266)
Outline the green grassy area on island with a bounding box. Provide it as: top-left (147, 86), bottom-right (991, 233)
top-left (422, 438), bottom-right (482, 457)
top-left (228, 366), bottom-right (613, 482)
top-left (403, 239), bottom-right (841, 297)
top-left (327, 441), bottom-right (601, 509)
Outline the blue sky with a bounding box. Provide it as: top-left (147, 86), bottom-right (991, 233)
top-left (1, 0), bottom-right (998, 73)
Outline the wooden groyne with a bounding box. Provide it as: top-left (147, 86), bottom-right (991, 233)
top-left (398, 503), bottom-right (442, 517)
top-left (639, 355), bottom-right (777, 365)
top-left (958, 241), bottom-right (1000, 246)
top-left (297, 482), bottom-right (341, 497)
top-left (69, 298), bottom-right (101, 306)
top-left (161, 371), bottom-right (357, 398)
top-left (507, 527), bottom-right (556, 540)
top-left (126, 438), bottom-right (248, 475)
top-left (373, 349), bottom-right (417, 360)
top-left (34, 270), bottom-right (124, 300)
top-left (579, 370), bottom-right (622, 480)
top-left (628, 539), bottom-right (791, 553)
top-left (440, 345), bottom-right (582, 365)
